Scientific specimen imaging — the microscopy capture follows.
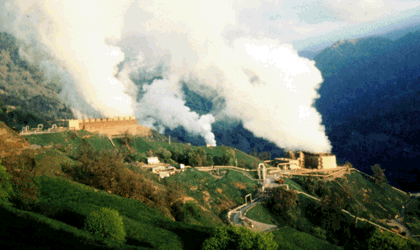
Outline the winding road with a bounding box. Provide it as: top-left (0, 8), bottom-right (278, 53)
top-left (230, 197), bottom-right (278, 232)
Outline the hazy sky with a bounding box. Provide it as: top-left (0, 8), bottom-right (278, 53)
top-left (227, 0), bottom-right (420, 51)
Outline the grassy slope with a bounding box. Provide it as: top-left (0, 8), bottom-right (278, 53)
top-left (291, 171), bottom-right (409, 228)
top-left (404, 198), bottom-right (420, 236)
top-left (165, 168), bottom-right (258, 221)
top-left (271, 227), bottom-right (343, 250)
top-left (128, 137), bottom-right (261, 169)
top-left (18, 131), bottom-right (413, 249)
top-left (246, 203), bottom-right (279, 225)
top-left (2, 175), bottom-right (214, 250)
top-left (24, 130), bottom-right (121, 156)
top-left (247, 171), bottom-right (411, 247)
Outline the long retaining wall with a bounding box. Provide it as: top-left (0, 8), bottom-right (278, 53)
top-left (20, 116), bottom-right (153, 138)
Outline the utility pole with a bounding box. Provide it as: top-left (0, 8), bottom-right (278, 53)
top-left (169, 135), bottom-right (171, 144)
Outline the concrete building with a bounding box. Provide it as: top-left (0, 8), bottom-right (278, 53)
top-left (274, 157), bottom-right (301, 170)
top-left (296, 151), bottom-right (337, 169)
top-left (147, 157), bottom-right (160, 165)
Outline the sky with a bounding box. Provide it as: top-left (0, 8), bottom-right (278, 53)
top-left (226, 0), bottom-right (420, 51)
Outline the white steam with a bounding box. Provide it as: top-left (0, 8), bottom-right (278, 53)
top-left (1, 0), bottom-right (334, 151)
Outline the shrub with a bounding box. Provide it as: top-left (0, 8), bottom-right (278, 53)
top-left (202, 225), bottom-right (278, 250)
top-left (155, 147), bottom-right (172, 163)
top-left (367, 229), bottom-right (409, 250)
top-left (407, 238), bottom-right (420, 250)
top-left (121, 131), bottom-right (134, 147)
top-left (320, 190), bottom-right (344, 233)
top-left (173, 201), bottom-right (203, 224)
top-left (2, 152), bottom-right (40, 208)
top-left (83, 207), bottom-right (126, 246)
top-left (0, 160), bottom-right (13, 206)
top-left (215, 150), bottom-right (234, 166)
top-left (266, 188), bottom-right (299, 226)
top-left (64, 147), bottom-right (169, 214)
top-left (371, 164), bottom-right (388, 185)
top-left (311, 226), bottom-right (327, 240)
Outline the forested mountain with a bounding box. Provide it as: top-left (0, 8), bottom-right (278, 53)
top-left (0, 33), bottom-right (74, 131)
top-left (312, 31), bottom-right (420, 191)
top-left (173, 84), bottom-right (285, 158)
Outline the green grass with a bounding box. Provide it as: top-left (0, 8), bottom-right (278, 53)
top-left (31, 148), bottom-right (78, 176)
top-left (18, 130), bottom-right (412, 249)
top-left (0, 204), bottom-right (127, 250)
top-left (23, 131), bottom-right (263, 232)
top-left (129, 138), bottom-right (261, 168)
top-left (4, 175), bottom-right (215, 250)
top-left (164, 168), bottom-right (258, 224)
top-left (271, 226), bottom-right (343, 250)
top-left (25, 131), bottom-right (123, 156)
top-left (283, 177), bottom-right (306, 193)
top-left (291, 171), bottom-right (409, 226)
top-left (404, 199), bottom-right (420, 236)
top-left (246, 203), bottom-right (279, 225)
top-left (26, 131), bottom-right (262, 170)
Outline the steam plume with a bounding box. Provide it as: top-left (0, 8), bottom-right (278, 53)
top-left (1, 0), bottom-right (333, 151)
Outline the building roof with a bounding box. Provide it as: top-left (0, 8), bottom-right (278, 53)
top-left (298, 151), bottom-right (333, 156)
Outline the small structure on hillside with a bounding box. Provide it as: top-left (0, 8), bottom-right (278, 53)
top-left (151, 165), bottom-right (166, 174)
top-left (147, 157), bottom-right (160, 165)
top-left (273, 157), bottom-right (301, 170)
top-left (152, 166), bottom-right (177, 178)
top-left (297, 151), bottom-right (337, 169)
top-left (159, 172), bottom-right (170, 179)
top-left (283, 151), bottom-right (337, 169)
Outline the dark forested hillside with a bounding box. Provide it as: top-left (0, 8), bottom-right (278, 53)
top-left (313, 31), bottom-right (420, 191)
top-left (173, 84), bottom-right (285, 158)
top-left (0, 32), bottom-right (74, 131)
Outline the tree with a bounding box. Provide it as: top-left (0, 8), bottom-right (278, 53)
top-left (120, 130), bottom-right (134, 148)
top-left (184, 148), bottom-right (203, 167)
top-left (2, 152), bottom-right (40, 208)
top-left (320, 190), bottom-right (345, 243)
top-left (266, 187), bottom-right (298, 226)
top-left (0, 160), bottom-right (13, 206)
top-left (217, 150), bottom-right (233, 166)
top-left (367, 229), bottom-right (410, 250)
top-left (156, 147), bottom-right (172, 163)
top-left (84, 207), bottom-right (126, 247)
top-left (371, 164), bottom-right (388, 185)
top-left (201, 226), bottom-right (278, 250)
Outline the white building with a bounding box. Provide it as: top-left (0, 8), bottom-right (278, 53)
top-left (147, 157), bottom-right (160, 164)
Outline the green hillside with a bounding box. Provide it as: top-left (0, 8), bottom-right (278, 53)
top-left (1, 175), bottom-right (213, 250)
top-left (1, 127), bottom-right (419, 249)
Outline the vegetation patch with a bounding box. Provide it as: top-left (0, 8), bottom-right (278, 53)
top-left (83, 207), bottom-right (126, 247)
top-left (272, 226), bottom-right (343, 250)
top-left (202, 225), bottom-right (278, 250)
top-left (246, 203), bottom-right (279, 225)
